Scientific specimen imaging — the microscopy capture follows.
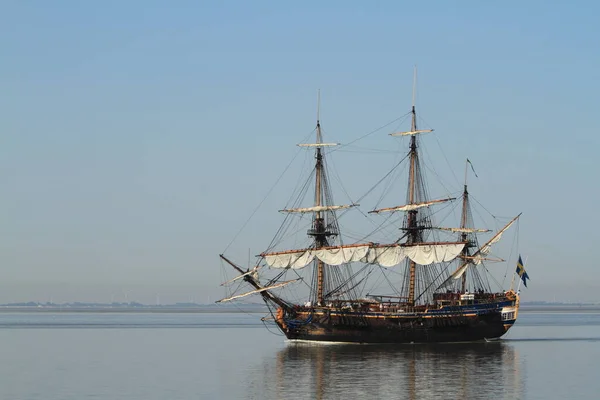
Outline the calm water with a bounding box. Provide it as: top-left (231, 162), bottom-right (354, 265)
top-left (0, 310), bottom-right (599, 399)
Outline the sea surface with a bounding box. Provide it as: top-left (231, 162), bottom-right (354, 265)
top-left (0, 309), bottom-right (599, 399)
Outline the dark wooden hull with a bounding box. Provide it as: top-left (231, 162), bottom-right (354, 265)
top-left (279, 307), bottom-right (515, 344)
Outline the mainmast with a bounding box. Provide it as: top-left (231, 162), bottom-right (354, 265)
top-left (374, 69), bottom-right (464, 304)
top-left (406, 68), bottom-right (419, 306)
top-left (315, 109), bottom-right (325, 304)
top-left (311, 91), bottom-right (327, 305)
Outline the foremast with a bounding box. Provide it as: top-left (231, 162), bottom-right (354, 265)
top-left (299, 92), bottom-right (347, 306)
top-left (218, 94), bottom-right (357, 308)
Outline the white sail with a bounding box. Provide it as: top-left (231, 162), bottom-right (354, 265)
top-left (389, 129), bottom-right (433, 137)
top-left (220, 265), bottom-right (261, 286)
top-left (264, 251), bottom-right (314, 269)
top-left (469, 255), bottom-right (505, 265)
top-left (215, 279), bottom-right (299, 303)
top-left (297, 143), bottom-right (339, 147)
top-left (363, 246), bottom-right (408, 267)
top-left (369, 198), bottom-right (455, 214)
top-left (479, 215), bottom-right (521, 255)
top-left (314, 245), bottom-right (370, 266)
top-left (437, 214), bottom-right (522, 289)
top-left (265, 245), bottom-right (370, 269)
top-left (279, 204), bottom-right (357, 213)
top-left (437, 263), bottom-right (470, 289)
top-left (364, 243), bottom-right (465, 267)
top-left (405, 243), bottom-right (466, 265)
top-left (436, 227), bottom-right (491, 233)
top-left (264, 242), bottom-right (464, 269)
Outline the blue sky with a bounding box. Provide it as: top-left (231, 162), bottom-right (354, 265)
top-left (2, 1), bottom-right (599, 303)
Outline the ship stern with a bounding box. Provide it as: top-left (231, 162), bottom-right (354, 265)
top-left (500, 291), bottom-right (520, 333)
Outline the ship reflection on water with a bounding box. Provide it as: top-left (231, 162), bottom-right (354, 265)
top-left (249, 342), bottom-right (524, 400)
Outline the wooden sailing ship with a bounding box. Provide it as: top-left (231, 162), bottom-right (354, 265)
top-left (219, 81), bottom-right (523, 344)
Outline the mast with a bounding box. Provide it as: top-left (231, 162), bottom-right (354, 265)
top-left (263, 92), bottom-right (353, 303)
top-left (460, 163), bottom-right (469, 293)
top-left (407, 68), bottom-right (419, 306)
top-left (313, 91), bottom-right (326, 305)
top-left (373, 69), bottom-right (467, 304)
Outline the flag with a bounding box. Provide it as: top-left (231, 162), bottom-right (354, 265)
top-left (466, 158), bottom-right (478, 178)
top-left (515, 255), bottom-right (529, 287)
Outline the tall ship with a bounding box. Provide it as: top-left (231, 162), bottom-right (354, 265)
top-left (219, 80), bottom-right (527, 344)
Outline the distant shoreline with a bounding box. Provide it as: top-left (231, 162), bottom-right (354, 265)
top-left (0, 304), bottom-right (599, 313)
top-left (0, 304), bottom-right (268, 313)
top-left (0, 307), bottom-right (263, 313)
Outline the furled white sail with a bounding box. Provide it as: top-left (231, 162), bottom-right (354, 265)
top-left (436, 227), bottom-right (491, 233)
top-left (297, 143), bottom-right (339, 147)
top-left (220, 265), bottom-right (261, 286)
top-left (265, 245), bottom-right (369, 269)
top-left (215, 279), bottom-right (299, 303)
top-left (462, 255), bottom-right (504, 265)
top-left (470, 255), bottom-right (489, 265)
top-left (369, 198), bottom-right (455, 214)
top-left (313, 245), bottom-right (370, 266)
top-left (264, 251), bottom-right (314, 269)
top-left (405, 243), bottom-right (465, 265)
top-left (363, 246), bottom-right (408, 267)
top-left (279, 204), bottom-right (357, 213)
top-left (264, 243), bottom-right (465, 269)
top-left (364, 243), bottom-right (465, 267)
top-left (390, 129), bottom-right (434, 137)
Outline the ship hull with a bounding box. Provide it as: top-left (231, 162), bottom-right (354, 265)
top-left (279, 303), bottom-right (517, 344)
